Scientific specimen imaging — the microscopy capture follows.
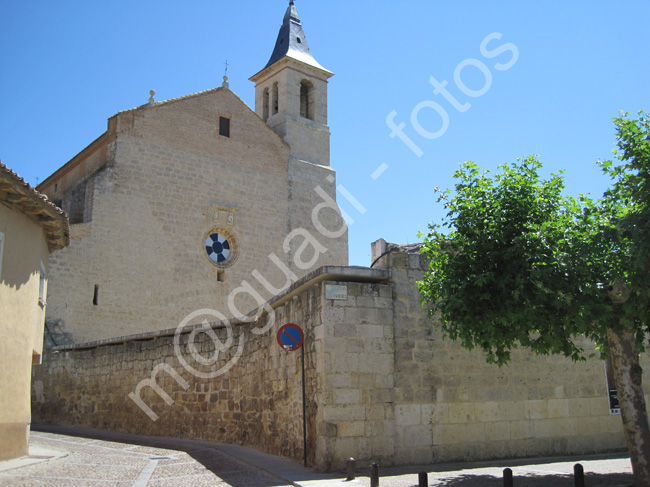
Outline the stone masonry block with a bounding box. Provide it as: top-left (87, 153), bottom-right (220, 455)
top-left (474, 402), bottom-right (500, 423)
top-left (365, 338), bottom-right (393, 354)
top-left (432, 424), bottom-right (460, 446)
top-left (338, 421), bottom-right (365, 437)
top-left (326, 338), bottom-right (348, 354)
top-left (334, 389), bottom-right (361, 405)
top-left (422, 403), bottom-right (448, 424)
top-left (525, 400), bottom-right (548, 420)
top-left (448, 402), bottom-right (476, 424)
top-left (509, 420), bottom-right (535, 440)
top-left (533, 418), bottom-right (557, 438)
top-left (331, 324), bottom-right (357, 338)
top-left (326, 373), bottom-right (350, 388)
top-left (345, 307), bottom-right (380, 325)
top-left (366, 404), bottom-right (387, 421)
top-left (323, 405), bottom-right (366, 422)
top-left (395, 404), bottom-right (421, 426)
top-left (370, 389), bottom-right (393, 404)
top-left (357, 323), bottom-right (385, 339)
top-left (318, 422), bottom-right (338, 437)
top-left (499, 401), bottom-right (525, 421)
top-left (554, 417), bottom-right (579, 436)
top-left (400, 424), bottom-right (432, 447)
top-left (485, 422), bottom-right (511, 442)
top-left (345, 339), bottom-right (365, 353)
top-left (350, 372), bottom-right (375, 389)
top-left (375, 374), bottom-right (394, 389)
top-left (408, 253), bottom-right (421, 269)
top-left (589, 397), bottom-right (609, 416)
top-left (329, 437), bottom-right (359, 461)
top-left (355, 296), bottom-right (376, 308)
top-left (358, 355), bottom-right (392, 375)
top-left (547, 399), bottom-right (569, 418)
top-left (457, 422), bottom-right (486, 443)
top-left (599, 414), bottom-right (624, 434)
top-left (578, 416), bottom-right (603, 436)
top-left (321, 306), bottom-right (345, 324)
top-left (327, 352), bottom-right (359, 373)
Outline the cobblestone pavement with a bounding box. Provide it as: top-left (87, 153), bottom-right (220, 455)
top-left (0, 427), bottom-right (636, 487)
top-left (0, 431), bottom-right (293, 487)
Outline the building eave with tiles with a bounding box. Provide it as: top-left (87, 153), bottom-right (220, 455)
top-left (0, 161), bottom-right (69, 460)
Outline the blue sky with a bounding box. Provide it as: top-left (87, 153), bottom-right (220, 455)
top-left (1, 1), bottom-right (648, 266)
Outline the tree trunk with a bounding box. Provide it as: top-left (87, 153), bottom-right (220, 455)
top-left (606, 324), bottom-right (650, 486)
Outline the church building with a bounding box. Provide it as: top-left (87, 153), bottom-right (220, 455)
top-left (37, 1), bottom-right (348, 344)
top-left (31, 1), bottom-right (649, 474)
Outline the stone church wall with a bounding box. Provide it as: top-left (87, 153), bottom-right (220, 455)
top-left (40, 87), bottom-right (352, 344)
top-left (287, 158), bottom-right (349, 274)
top-left (32, 246), bottom-right (650, 472)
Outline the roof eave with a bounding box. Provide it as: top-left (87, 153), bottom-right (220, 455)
top-left (0, 162), bottom-right (70, 252)
top-left (250, 55), bottom-right (334, 83)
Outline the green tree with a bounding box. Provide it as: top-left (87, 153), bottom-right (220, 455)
top-left (418, 112), bottom-right (650, 485)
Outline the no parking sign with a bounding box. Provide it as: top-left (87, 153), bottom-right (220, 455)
top-left (277, 323), bottom-right (304, 351)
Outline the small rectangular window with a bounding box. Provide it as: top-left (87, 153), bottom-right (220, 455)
top-left (219, 117), bottom-right (231, 137)
top-left (93, 284), bottom-right (99, 305)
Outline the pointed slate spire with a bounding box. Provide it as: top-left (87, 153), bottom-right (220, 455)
top-left (262, 0), bottom-right (329, 73)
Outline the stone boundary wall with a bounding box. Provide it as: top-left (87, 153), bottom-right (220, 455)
top-left (32, 266), bottom-right (391, 469)
top-left (32, 252), bottom-right (650, 472)
top-left (32, 284), bottom-right (323, 463)
top-left (372, 243), bottom-right (650, 467)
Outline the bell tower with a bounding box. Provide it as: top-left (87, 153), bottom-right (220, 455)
top-left (250, 1), bottom-right (333, 166)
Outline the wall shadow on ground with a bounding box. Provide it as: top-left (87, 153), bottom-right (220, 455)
top-left (32, 425), bottom-right (295, 487)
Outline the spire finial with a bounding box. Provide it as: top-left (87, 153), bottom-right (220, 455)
top-left (148, 90), bottom-right (155, 105)
top-left (222, 60), bottom-right (230, 88)
top-left (289, 0), bottom-right (294, 5)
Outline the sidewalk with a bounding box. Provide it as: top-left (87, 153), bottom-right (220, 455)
top-left (0, 425), bottom-right (635, 486)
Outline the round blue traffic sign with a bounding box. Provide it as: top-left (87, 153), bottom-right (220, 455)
top-left (277, 323), bottom-right (304, 351)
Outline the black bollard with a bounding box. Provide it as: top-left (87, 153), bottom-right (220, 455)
top-left (503, 468), bottom-right (513, 487)
top-left (346, 458), bottom-right (356, 481)
top-left (418, 471), bottom-right (428, 487)
top-left (574, 463), bottom-right (585, 487)
top-left (370, 462), bottom-right (379, 487)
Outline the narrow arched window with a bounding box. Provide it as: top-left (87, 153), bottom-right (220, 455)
top-left (300, 80), bottom-right (314, 120)
top-left (272, 82), bottom-right (279, 115)
top-left (262, 88), bottom-right (270, 122)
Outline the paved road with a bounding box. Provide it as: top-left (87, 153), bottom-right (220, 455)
top-left (0, 426), bottom-right (636, 486)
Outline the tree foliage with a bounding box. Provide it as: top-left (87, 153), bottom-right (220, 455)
top-left (418, 111), bottom-right (650, 364)
top-left (418, 111), bottom-right (650, 484)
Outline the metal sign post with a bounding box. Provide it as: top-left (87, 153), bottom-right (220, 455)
top-left (277, 323), bottom-right (307, 466)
